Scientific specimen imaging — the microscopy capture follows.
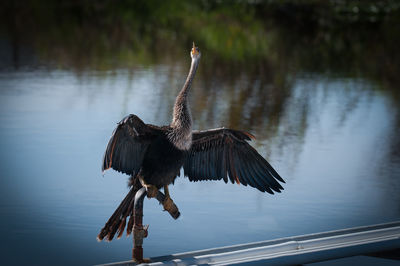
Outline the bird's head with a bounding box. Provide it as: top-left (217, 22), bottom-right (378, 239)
top-left (191, 42), bottom-right (201, 60)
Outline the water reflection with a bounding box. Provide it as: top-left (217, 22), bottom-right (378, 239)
top-left (1, 59), bottom-right (399, 265)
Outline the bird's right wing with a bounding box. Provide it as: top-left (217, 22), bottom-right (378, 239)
top-left (183, 128), bottom-right (285, 193)
top-left (102, 114), bottom-right (162, 176)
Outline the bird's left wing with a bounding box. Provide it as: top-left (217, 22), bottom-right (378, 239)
top-left (102, 114), bottom-right (163, 176)
top-left (183, 128), bottom-right (285, 193)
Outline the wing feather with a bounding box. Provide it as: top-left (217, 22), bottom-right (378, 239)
top-left (239, 149), bottom-right (266, 192)
top-left (243, 148), bottom-right (279, 192)
top-left (102, 114), bottom-right (163, 176)
top-left (183, 128), bottom-right (284, 193)
top-left (232, 148), bottom-right (248, 186)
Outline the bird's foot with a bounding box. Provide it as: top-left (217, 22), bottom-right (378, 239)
top-left (163, 196), bottom-right (180, 219)
top-left (163, 196), bottom-right (173, 211)
top-left (144, 184), bottom-right (158, 198)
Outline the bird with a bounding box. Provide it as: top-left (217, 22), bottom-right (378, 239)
top-left (97, 42), bottom-right (285, 241)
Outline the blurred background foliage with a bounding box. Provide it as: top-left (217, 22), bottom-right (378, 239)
top-left (1, 0), bottom-right (399, 93)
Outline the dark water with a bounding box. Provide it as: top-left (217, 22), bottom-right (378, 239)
top-left (1, 10), bottom-right (400, 263)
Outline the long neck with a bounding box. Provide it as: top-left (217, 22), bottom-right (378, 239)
top-left (169, 57), bottom-right (200, 150)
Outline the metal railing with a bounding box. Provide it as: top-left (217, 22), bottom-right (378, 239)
top-left (100, 221), bottom-right (400, 266)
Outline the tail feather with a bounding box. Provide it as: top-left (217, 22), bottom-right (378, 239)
top-left (97, 185), bottom-right (140, 241)
top-left (126, 212), bottom-right (134, 236)
top-left (117, 219), bottom-right (126, 239)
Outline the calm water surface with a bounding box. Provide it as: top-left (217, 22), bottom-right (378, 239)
top-left (0, 60), bottom-right (400, 265)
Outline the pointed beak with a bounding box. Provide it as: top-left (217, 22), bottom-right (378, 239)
top-left (191, 42), bottom-right (199, 57)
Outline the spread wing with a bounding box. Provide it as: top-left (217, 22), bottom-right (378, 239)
top-left (183, 128), bottom-right (285, 194)
top-left (102, 114), bottom-right (163, 176)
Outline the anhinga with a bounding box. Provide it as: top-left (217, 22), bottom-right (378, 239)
top-left (97, 43), bottom-right (285, 241)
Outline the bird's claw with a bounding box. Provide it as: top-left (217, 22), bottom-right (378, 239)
top-left (163, 196), bottom-right (173, 211)
top-left (163, 196), bottom-right (180, 219)
top-left (145, 185), bottom-right (158, 198)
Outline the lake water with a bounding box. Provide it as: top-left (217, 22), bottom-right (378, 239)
top-left (0, 44), bottom-right (400, 265)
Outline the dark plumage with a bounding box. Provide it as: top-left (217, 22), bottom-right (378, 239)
top-left (98, 43), bottom-right (285, 241)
